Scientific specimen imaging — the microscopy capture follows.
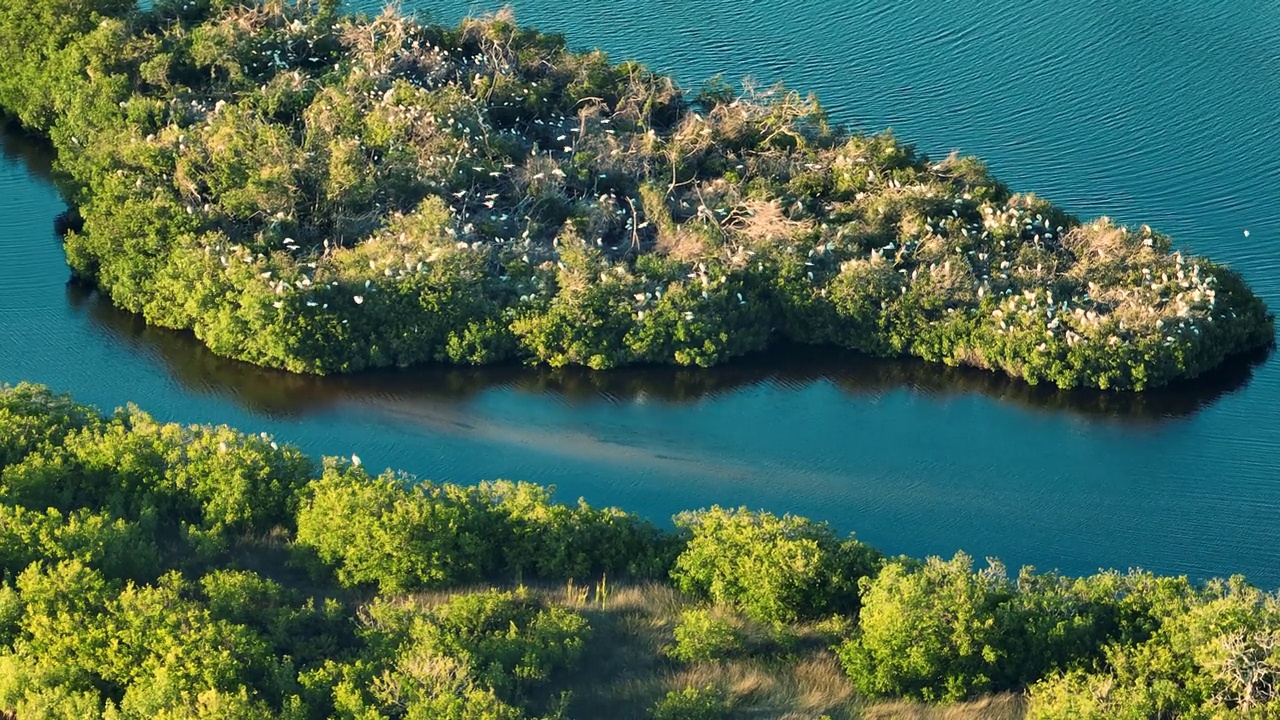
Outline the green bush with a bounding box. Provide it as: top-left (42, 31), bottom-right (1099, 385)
top-left (670, 506), bottom-right (881, 624)
top-left (483, 480), bottom-right (676, 581)
top-left (293, 463), bottom-right (497, 592)
top-left (1026, 670), bottom-right (1158, 720)
top-left (1027, 577), bottom-right (1280, 718)
top-left (332, 589), bottom-right (588, 717)
top-left (0, 561), bottom-right (301, 720)
top-left (295, 467), bottom-right (675, 592)
top-left (0, 0), bottom-right (133, 130)
top-left (0, 505), bottom-right (159, 581)
top-left (0, 383), bottom-right (96, 472)
top-left (836, 553), bottom-right (1016, 702)
top-left (415, 589), bottom-right (590, 701)
top-left (1, 403), bottom-right (311, 540)
top-left (198, 569), bottom-right (351, 671)
top-left (304, 655), bottom-right (526, 720)
top-left (650, 684), bottom-right (730, 720)
top-left (836, 556), bottom-right (1216, 704)
top-left (666, 608), bottom-right (743, 663)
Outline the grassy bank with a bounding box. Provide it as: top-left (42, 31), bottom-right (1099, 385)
top-left (0, 0), bottom-right (1271, 388)
top-left (2, 382), bottom-right (1279, 718)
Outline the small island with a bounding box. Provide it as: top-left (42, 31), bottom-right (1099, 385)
top-left (0, 0), bottom-right (1271, 389)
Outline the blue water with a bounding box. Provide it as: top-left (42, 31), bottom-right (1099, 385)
top-left (2, 0), bottom-right (1279, 584)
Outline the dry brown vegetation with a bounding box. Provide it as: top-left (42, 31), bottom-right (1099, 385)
top-left (862, 695), bottom-right (1025, 720)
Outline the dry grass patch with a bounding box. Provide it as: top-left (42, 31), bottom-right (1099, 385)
top-left (728, 198), bottom-right (811, 246)
top-left (546, 581), bottom-right (866, 719)
top-left (654, 225), bottom-right (713, 262)
top-left (862, 693), bottom-right (1026, 720)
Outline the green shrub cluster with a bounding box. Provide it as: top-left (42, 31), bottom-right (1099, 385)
top-left (305, 589), bottom-right (588, 719)
top-left (671, 505), bottom-right (881, 624)
top-left (649, 685), bottom-right (730, 720)
top-left (839, 553), bottom-right (1280, 714)
top-left (1026, 578), bottom-right (1280, 718)
top-left (0, 0), bottom-right (1270, 388)
top-left (1, 384), bottom-right (313, 562)
top-left (4, 382), bottom-right (1280, 718)
top-left (0, 557), bottom-right (361, 719)
top-left (0, 383), bottom-right (605, 719)
top-left (0, 505), bottom-right (159, 581)
top-left (665, 608), bottom-right (744, 663)
top-left (293, 464), bottom-right (676, 593)
top-left (837, 552), bottom-right (1123, 701)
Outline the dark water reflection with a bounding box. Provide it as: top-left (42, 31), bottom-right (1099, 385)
top-left (69, 282), bottom-right (1270, 424)
top-left (4, 0), bottom-right (1280, 587)
top-left (0, 124), bottom-right (53, 179)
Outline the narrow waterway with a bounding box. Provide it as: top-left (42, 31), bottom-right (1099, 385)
top-left (2, 0), bottom-right (1279, 584)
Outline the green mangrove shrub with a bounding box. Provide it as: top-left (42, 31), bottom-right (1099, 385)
top-left (670, 506), bottom-right (881, 624)
top-left (293, 460), bottom-right (673, 593)
top-left (836, 553), bottom-right (1019, 702)
top-left (649, 684), bottom-right (731, 720)
top-left (1027, 577), bottom-right (1280, 718)
top-left (302, 589), bottom-right (588, 719)
top-left (665, 608), bottom-right (744, 663)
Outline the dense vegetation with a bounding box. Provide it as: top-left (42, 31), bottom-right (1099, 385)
top-left (0, 0), bottom-right (1272, 389)
top-left (2, 383), bottom-right (1280, 718)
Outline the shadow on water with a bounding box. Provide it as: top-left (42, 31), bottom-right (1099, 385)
top-left (66, 282), bottom-right (1272, 424)
top-left (0, 118), bottom-right (54, 181)
top-left (2, 116), bottom-right (81, 235)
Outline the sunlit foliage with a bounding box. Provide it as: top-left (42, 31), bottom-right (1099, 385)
top-left (5, 382), bottom-right (1280, 718)
top-left (671, 505), bottom-right (881, 624)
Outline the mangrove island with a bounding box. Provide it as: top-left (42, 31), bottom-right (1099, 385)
top-left (0, 0), bottom-right (1272, 388)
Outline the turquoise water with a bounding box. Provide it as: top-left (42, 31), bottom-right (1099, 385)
top-left (2, 0), bottom-right (1279, 583)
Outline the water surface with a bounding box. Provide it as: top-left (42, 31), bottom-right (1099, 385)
top-left (2, 0), bottom-right (1278, 584)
